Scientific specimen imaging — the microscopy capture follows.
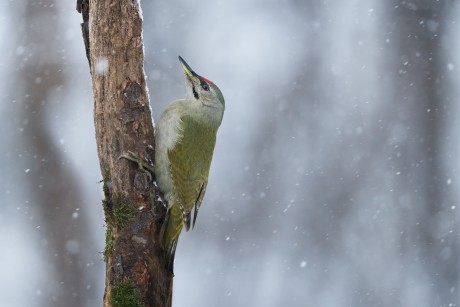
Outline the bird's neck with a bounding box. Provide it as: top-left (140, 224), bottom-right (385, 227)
top-left (184, 100), bottom-right (223, 129)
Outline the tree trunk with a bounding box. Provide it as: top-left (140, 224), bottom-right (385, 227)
top-left (392, 3), bottom-right (458, 304)
top-left (77, 1), bottom-right (173, 306)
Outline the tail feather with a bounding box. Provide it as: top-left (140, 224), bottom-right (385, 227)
top-left (163, 205), bottom-right (184, 273)
top-left (192, 206), bottom-right (199, 229)
top-left (165, 239), bottom-right (178, 273)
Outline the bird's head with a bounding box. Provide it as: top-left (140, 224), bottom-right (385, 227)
top-left (178, 56), bottom-right (225, 110)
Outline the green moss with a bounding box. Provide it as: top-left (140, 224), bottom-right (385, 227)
top-left (104, 168), bottom-right (111, 181)
top-left (111, 282), bottom-right (141, 307)
top-left (112, 201), bottom-right (137, 228)
top-left (102, 199), bottom-right (111, 216)
top-left (102, 195), bottom-right (136, 260)
top-left (104, 225), bottom-right (114, 260)
top-left (102, 168), bottom-right (112, 196)
top-left (104, 194), bottom-right (137, 228)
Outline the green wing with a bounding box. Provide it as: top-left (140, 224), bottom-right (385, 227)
top-left (192, 180), bottom-right (208, 229)
top-left (168, 115), bottom-right (216, 231)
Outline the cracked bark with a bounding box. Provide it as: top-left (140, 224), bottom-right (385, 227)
top-left (77, 0), bottom-right (173, 306)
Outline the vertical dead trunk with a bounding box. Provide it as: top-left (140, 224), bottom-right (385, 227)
top-left (77, 1), bottom-right (173, 306)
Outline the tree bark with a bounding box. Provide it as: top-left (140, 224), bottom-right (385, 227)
top-left (78, 1), bottom-right (173, 306)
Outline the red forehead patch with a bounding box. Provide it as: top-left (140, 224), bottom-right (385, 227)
top-left (200, 76), bottom-right (215, 85)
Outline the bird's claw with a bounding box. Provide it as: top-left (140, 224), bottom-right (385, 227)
top-left (119, 151), bottom-right (155, 182)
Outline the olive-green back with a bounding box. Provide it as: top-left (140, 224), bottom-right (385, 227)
top-left (168, 115), bottom-right (217, 215)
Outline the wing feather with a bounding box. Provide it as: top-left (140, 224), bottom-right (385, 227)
top-left (192, 181), bottom-right (208, 229)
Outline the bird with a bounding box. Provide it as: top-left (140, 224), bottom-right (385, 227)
top-left (121, 56), bottom-right (225, 272)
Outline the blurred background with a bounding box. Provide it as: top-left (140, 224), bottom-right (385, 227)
top-left (1, 0), bottom-right (460, 306)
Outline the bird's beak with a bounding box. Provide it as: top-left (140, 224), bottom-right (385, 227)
top-left (178, 56), bottom-right (197, 80)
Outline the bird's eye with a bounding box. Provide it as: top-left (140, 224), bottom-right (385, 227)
top-left (201, 84), bottom-right (209, 91)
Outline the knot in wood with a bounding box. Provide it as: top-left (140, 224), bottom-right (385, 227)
top-left (123, 82), bottom-right (143, 105)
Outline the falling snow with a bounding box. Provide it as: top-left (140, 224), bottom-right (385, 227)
top-left (1, 1), bottom-right (460, 307)
top-left (95, 57), bottom-right (109, 75)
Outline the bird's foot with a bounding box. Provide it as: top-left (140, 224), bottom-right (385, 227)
top-left (119, 151), bottom-right (155, 182)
